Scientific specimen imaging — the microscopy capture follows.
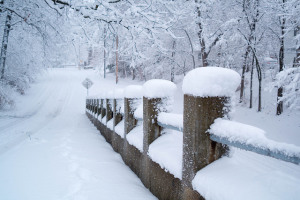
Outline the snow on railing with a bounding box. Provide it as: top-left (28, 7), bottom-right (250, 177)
top-left (157, 112), bottom-right (183, 131)
top-left (209, 119), bottom-right (300, 164)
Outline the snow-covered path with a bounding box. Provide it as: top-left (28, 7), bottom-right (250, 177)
top-left (0, 68), bottom-right (156, 200)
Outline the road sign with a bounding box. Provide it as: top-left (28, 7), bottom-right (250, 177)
top-left (82, 78), bottom-right (93, 96)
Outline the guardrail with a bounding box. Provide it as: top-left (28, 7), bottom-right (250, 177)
top-left (85, 67), bottom-right (300, 200)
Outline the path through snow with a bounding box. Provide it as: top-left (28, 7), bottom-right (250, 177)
top-left (0, 68), bottom-right (156, 200)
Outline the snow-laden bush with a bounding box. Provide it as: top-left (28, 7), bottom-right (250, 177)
top-left (270, 67), bottom-right (300, 110)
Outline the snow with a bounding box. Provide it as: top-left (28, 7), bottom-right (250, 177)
top-left (126, 121), bottom-right (143, 152)
top-left (209, 118), bottom-right (300, 158)
top-left (148, 130), bottom-right (183, 179)
top-left (143, 79), bottom-right (177, 98)
top-left (192, 147), bottom-right (300, 200)
top-left (114, 88), bottom-right (124, 99)
top-left (157, 112), bottom-right (183, 131)
top-left (0, 69), bottom-right (156, 200)
top-left (115, 119), bottom-right (125, 138)
top-left (107, 119), bottom-right (114, 130)
top-left (124, 85), bottom-right (143, 98)
top-left (182, 67), bottom-right (241, 97)
top-left (116, 99), bottom-right (124, 114)
top-left (134, 102), bottom-right (143, 120)
top-left (102, 116), bottom-right (107, 124)
top-left (1, 67), bottom-right (300, 200)
top-left (106, 90), bottom-right (114, 99)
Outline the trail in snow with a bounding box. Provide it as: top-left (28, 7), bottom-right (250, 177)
top-left (0, 68), bottom-right (156, 200)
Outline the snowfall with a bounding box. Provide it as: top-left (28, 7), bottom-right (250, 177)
top-left (0, 67), bottom-right (300, 200)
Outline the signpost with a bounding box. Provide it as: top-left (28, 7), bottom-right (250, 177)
top-left (82, 78), bottom-right (93, 96)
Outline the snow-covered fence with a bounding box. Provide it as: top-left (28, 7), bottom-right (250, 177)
top-left (209, 119), bottom-right (300, 164)
top-left (85, 67), bottom-right (300, 200)
top-left (142, 79), bottom-right (177, 153)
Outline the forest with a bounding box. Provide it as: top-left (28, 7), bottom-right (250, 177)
top-left (0, 0), bottom-right (299, 115)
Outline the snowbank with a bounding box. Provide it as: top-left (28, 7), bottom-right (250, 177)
top-left (124, 85), bottom-right (143, 98)
top-left (143, 79), bottom-right (177, 98)
top-left (209, 118), bottom-right (300, 158)
top-left (182, 67), bottom-right (240, 97)
top-left (126, 122), bottom-right (143, 152)
top-left (148, 130), bottom-right (183, 179)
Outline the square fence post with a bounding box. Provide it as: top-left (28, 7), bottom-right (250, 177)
top-left (101, 99), bottom-right (106, 120)
top-left (143, 97), bottom-right (162, 153)
top-left (113, 99), bottom-right (123, 130)
top-left (106, 99), bottom-right (113, 124)
top-left (181, 67), bottom-right (240, 199)
top-left (96, 99), bottom-right (101, 118)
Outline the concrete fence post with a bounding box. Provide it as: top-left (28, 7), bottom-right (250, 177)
top-left (96, 99), bottom-right (101, 118)
top-left (113, 89), bottom-right (124, 130)
top-left (142, 80), bottom-right (177, 188)
top-left (113, 99), bottom-right (123, 130)
top-left (91, 99), bottom-right (94, 119)
top-left (124, 98), bottom-right (138, 135)
top-left (101, 99), bottom-right (106, 121)
top-left (106, 99), bottom-right (113, 124)
top-left (124, 85), bottom-right (143, 137)
top-left (89, 99), bottom-right (91, 111)
top-left (181, 67), bottom-right (241, 199)
top-left (89, 99), bottom-right (91, 112)
top-left (93, 99), bottom-right (97, 116)
top-left (143, 97), bottom-right (163, 153)
top-left (143, 80), bottom-right (177, 153)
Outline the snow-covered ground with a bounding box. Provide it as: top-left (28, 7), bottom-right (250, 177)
top-left (0, 68), bottom-right (156, 200)
top-left (0, 67), bottom-right (299, 200)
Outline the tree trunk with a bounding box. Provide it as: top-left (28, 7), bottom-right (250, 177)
top-left (132, 68), bottom-right (135, 80)
top-left (116, 34), bottom-right (118, 84)
top-left (276, 8), bottom-right (286, 115)
top-left (202, 52), bottom-right (209, 67)
top-left (171, 40), bottom-right (176, 82)
top-left (184, 30), bottom-right (195, 69)
top-left (240, 46), bottom-right (251, 103)
top-left (195, 1), bottom-right (208, 67)
top-left (254, 54), bottom-right (262, 112)
top-left (249, 54), bottom-right (254, 108)
top-left (0, 10), bottom-right (12, 79)
top-left (293, 26), bottom-right (299, 67)
top-left (103, 26), bottom-right (107, 79)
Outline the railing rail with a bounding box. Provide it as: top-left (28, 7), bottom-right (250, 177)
top-left (86, 97), bottom-right (300, 165)
top-left (210, 134), bottom-right (300, 165)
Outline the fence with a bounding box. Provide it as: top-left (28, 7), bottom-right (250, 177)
top-left (85, 67), bottom-right (300, 200)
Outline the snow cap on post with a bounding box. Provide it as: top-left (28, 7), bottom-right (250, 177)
top-left (143, 79), bottom-right (177, 98)
top-left (182, 67), bottom-right (241, 97)
top-left (113, 88), bottom-right (124, 99)
top-left (124, 85), bottom-right (143, 98)
top-left (105, 90), bottom-right (114, 99)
